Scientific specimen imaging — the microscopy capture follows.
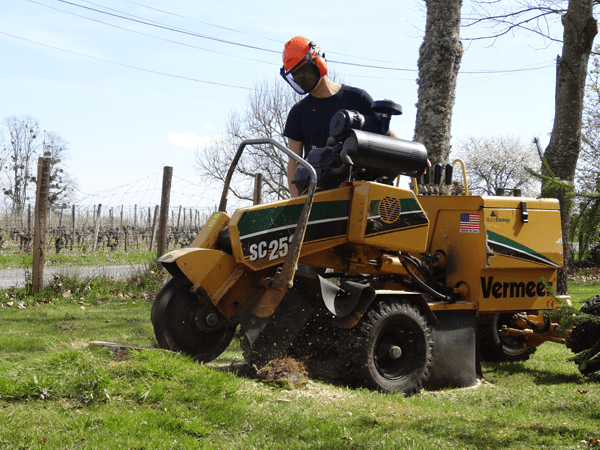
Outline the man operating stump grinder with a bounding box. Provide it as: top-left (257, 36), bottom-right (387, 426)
top-left (280, 36), bottom-right (406, 198)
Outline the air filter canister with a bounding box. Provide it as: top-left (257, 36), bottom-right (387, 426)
top-left (342, 130), bottom-right (428, 179)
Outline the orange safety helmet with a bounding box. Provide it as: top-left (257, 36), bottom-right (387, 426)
top-left (280, 36), bottom-right (328, 94)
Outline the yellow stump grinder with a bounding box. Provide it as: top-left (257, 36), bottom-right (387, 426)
top-left (152, 100), bottom-right (600, 394)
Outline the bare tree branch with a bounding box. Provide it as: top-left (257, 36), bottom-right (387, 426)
top-left (194, 79), bottom-right (299, 204)
top-left (462, 0), bottom-right (568, 44)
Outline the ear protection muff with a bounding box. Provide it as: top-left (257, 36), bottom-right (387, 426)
top-left (308, 41), bottom-right (328, 77)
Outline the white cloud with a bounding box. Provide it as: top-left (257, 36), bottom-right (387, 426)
top-left (167, 131), bottom-right (216, 149)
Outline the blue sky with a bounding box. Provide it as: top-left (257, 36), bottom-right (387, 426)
top-left (2, 0), bottom-right (565, 212)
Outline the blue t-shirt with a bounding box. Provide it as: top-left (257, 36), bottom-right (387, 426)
top-left (283, 85), bottom-right (374, 158)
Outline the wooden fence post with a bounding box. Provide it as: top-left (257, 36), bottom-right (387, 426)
top-left (134, 204), bottom-right (138, 249)
top-left (71, 205), bottom-right (76, 251)
top-left (32, 157), bottom-right (51, 293)
top-left (120, 205), bottom-right (124, 250)
top-left (149, 205), bottom-right (160, 252)
top-left (92, 204), bottom-right (102, 251)
top-left (156, 166), bottom-right (172, 258)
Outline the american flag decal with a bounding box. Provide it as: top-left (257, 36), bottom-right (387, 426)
top-left (460, 213), bottom-right (480, 233)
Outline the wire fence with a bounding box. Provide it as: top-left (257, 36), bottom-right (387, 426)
top-left (0, 162), bottom-right (264, 290)
top-left (0, 162), bottom-right (271, 299)
top-left (0, 204), bottom-right (216, 255)
top-left (0, 165), bottom-right (243, 257)
top-left (73, 171), bottom-right (226, 211)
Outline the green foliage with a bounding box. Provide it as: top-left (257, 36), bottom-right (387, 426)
top-left (570, 177), bottom-right (600, 265)
top-left (2, 255), bottom-right (165, 308)
top-left (576, 269), bottom-right (597, 277)
top-left (527, 155), bottom-right (576, 206)
top-left (529, 154), bottom-right (600, 265)
top-left (0, 247), bottom-right (157, 270)
top-left (541, 279), bottom-right (599, 330)
top-left (541, 279), bottom-right (600, 375)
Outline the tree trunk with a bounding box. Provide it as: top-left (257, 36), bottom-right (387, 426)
top-left (414, 0), bottom-right (463, 164)
top-left (543, 0), bottom-right (597, 294)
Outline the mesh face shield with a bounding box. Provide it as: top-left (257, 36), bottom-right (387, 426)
top-left (280, 59), bottom-right (321, 94)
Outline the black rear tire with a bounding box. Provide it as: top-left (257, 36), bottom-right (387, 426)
top-left (477, 313), bottom-right (536, 362)
top-left (568, 295), bottom-right (600, 375)
top-left (337, 299), bottom-right (434, 394)
top-left (580, 295), bottom-right (600, 316)
top-left (152, 275), bottom-right (235, 363)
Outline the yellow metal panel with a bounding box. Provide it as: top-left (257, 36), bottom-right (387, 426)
top-left (158, 247), bottom-right (203, 263)
top-left (478, 269), bottom-right (560, 312)
top-left (482, 196), bottom-right (559, 210)
top-left (418, 197), bottom-right (487, 304)
top-left (418, 195), bottom-right (485, 246)
top-left (298, 247), bottom-right (347, 270)
top-left (483, 206), bottom-right (563, 269)
top-left (158, 247), bottom-right (263, 320)
top-left (295, 236), bottom-right (348, 260)
top-left (216, 270), bottom-right (264, 320)
top-left (349, 182), bottom-right (430, 253)
top-left (190, 212), bottom-right (230, 249)
top-left (347, 182), bottom-right (370, 242)
top-left (172, 248), bottom-right (238, 299)
top-left (418, 195), bottom-right (563, 313)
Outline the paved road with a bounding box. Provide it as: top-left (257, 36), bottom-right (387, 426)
top-left (0, 265), bottom-right (147, 289)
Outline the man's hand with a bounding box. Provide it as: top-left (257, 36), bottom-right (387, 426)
top-left (424, 159), bottom-right (431, 175)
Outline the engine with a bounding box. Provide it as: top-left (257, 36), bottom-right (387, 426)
top-left (293, 100), bottom-right (428, 194)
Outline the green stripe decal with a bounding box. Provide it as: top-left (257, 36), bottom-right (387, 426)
top-left (486, 230), bottom-right (559, 267)
top-left (237, 200), bottom-right (350, 237)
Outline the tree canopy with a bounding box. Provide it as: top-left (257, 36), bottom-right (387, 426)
top-left (194, 79), bottom-right (300, 206)
top-left (453, 134), bottom-right (541, 196)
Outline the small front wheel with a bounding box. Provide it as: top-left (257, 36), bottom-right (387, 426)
top-left (152, 275), bottom-right (235, 363)
top-left (338, 299), bottom-right (434, 394)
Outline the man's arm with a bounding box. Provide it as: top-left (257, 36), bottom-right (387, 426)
top-left (287, 138), bottom-right (303, 198)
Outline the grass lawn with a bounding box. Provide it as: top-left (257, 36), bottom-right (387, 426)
top-left (0, 275), bottom-right (599, 449)
top-left (0, 248), bottom-right (157, 270)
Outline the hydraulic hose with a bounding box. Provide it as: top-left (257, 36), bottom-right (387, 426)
top-left (398, 253), bottom-right (455, 303)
